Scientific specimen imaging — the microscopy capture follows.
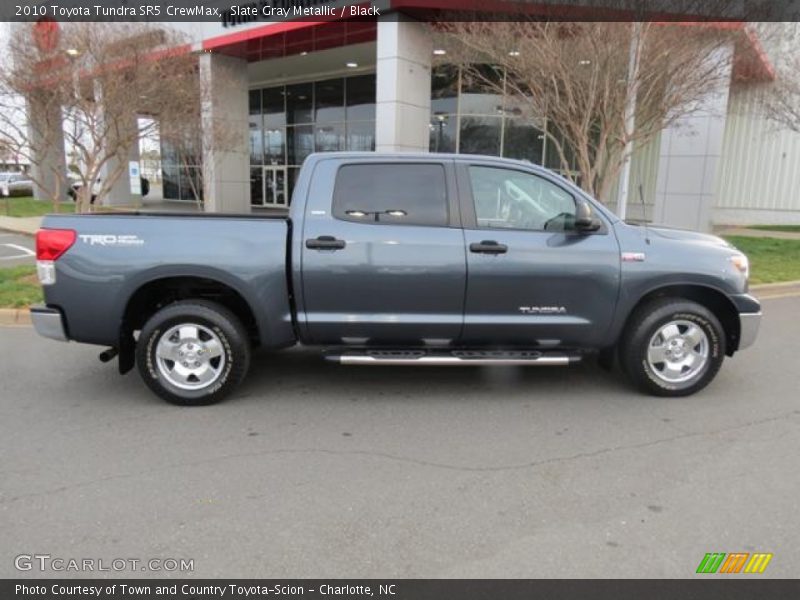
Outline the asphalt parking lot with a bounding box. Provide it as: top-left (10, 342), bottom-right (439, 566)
top-left (1, 293), bottom-right (798, 579)
top-left (0, 232), bottom-right (35, 266)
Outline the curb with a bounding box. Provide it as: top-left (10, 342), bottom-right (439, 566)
top-left (0, 227), bottom-right (35, 237)
top-left (750, 280), bottom-right (800, 290)
top-left (0, 307), bottom-right (31, 326)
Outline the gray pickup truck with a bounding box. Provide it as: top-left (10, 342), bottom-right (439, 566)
top-left (31, 153), bottom-right (761, 405)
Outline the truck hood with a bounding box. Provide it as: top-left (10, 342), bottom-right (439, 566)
top-left (636, 224), bottom-right (733, 249)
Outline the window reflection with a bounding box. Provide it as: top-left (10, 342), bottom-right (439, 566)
top-left (316, 123), bottom-right (345, 152)
top-left (429, 113), bottom-right (456, 153)
top-left (347, 120), bottom-right (375, 151)
top-left (459, 116), bottom-right (502, 156)
top-left (249, 90), bottom-right (263, 166)
top-left (504, 119), bottom-right (544, 164)
top-left (250, 167), bottom-right (263, 206)
top-left (286, 82), bottom-right (313, 125)
top-left (431, 65), bottom-right (459, 115)
top-left (429, 64), bottom-right (578, 178)
top-left (315, 79), bottom-right (345, 123)
top-left (287, 125), bottom-right (314, 165)
top-left (460, 64), bottom-right (504, 115)
top-left (346, 74), bottom-right (376, 121)
top-left (240, 74), bottom-right (376, 205)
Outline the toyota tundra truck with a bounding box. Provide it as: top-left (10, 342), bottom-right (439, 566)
top-left (30, 153), bottom-right (761, 405)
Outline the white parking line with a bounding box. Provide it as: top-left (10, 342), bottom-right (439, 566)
top-left (0, 243), bottom-right (35, 260)
top-left (4, 243), bottom-right (34, 256)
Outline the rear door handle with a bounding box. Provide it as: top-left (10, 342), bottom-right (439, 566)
top-left (305, 235), bottom-right (346, 250)
top-left (469, 240), bottom-right (508, 254)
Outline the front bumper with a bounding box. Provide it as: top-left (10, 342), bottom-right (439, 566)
top-left (738, 312), bottom-right (762, 350)
top-left (30, 305), bottom-right (68, 342)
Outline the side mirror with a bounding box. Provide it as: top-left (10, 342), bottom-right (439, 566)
top-left (575, 200), bottom-right (601, 233)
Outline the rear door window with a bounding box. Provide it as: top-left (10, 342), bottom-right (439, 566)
top-left (332, 163), bottom-right (448, 226)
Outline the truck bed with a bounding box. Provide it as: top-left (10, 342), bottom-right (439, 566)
top-left (39, 212), bottom-right (296, 349)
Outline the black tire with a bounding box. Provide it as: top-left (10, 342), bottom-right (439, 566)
top-left (619, 298), bottom-right (725, 397)
top-left (135, 300), bottom-right (251, 405)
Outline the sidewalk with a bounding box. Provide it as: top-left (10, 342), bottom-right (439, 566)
top-left (714, 226), bottom-right (800, 240)
top-left (0, 216), bottom-right (41, 235)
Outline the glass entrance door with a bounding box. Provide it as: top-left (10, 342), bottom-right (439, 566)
top-left (263, 166), bottom-right (287, 207)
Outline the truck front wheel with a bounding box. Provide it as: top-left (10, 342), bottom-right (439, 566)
top-left (136, 300), bottom-right (251, 405)
top-left (620, 298), bottom-right (725, 397)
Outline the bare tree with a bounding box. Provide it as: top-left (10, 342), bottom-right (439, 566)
top-left (158, 66), bottom-right (244, 211)
top-left (436, 21), bottom-right (736, 203)
top-left (0, 22), bottom-right (200, 213)
top-left (758, 23), bottom-right (800, 133)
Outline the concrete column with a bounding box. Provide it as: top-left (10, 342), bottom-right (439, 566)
top-left (27, 93), bottom-right (67, 203)
top-left (200, 52), bottom-right (250, 213)
top-left (653, 46), bottom-right (734, 232)
top-left (102, 114), bottom-right (141, 207)
top-left (375, 15), bottom-right (432, 153)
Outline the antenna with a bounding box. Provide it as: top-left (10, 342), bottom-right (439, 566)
top-left (638, 182), bottom-right (650, 245)
top-left (634, 153), bottom-right (650, 244)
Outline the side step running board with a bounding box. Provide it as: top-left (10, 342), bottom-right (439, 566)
top-left (327, 350), bottom-right (580, 367)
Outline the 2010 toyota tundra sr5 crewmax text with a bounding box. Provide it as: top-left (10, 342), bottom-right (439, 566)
top-left (31, 153), bottom-right (761, 405)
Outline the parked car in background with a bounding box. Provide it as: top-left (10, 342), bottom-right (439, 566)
top-left (67, 176), bottom-right (150, 202)
top-left (0, 172), bottom-right (33, 197)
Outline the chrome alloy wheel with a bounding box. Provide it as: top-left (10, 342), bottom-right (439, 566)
top-left (155, 323), bottom-right (226, 390)
top-left (646, 319), bottom-right (710, 384)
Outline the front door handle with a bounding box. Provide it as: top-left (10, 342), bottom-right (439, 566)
top-left (306, 235), bottom-right (346, 250)
top-left (469, 240), bottom-right (508, 254)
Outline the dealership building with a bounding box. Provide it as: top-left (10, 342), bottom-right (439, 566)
top-left (25, 1), bottom-right (800, 229)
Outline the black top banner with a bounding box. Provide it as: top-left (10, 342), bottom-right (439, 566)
top-left (4, 579), bottom-right (800, 600)
top-left (3, 0), bottom-right (800, 23)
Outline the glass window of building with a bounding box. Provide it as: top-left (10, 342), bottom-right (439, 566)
top-left (315, 78), bottom-right (345, 123)
top-left (431, 65), bottom-right (459, 114)
top-left (249, 90), bottom-right (264, 166)
top-left (346, 74), bottom-right (376, 121)
top-left (430, 113), bottom-right (456, 153)
top-left (460, 64), bottom-right (504, 115)
top-left (286, 82), bottom-right (313, 125)
top-left (459, 116), bottom-right (502, 156)
top-left (316, 123), bottom-right (345, 153)
top-left (163, 73), bottom-right (376, 206)
top-left (287, 125), bottom-right (315, 166)
top-left (503, 119), bottom-right (545, 164)
top-left (263, 87), bottom-right (286, 166)
top-left (346, 120), bottom-right (375, 152)
top-left (178, 166), bottom-right (202, 202)
top-left (429, 64), bottom-right (579, 181)
top-left (250, 167), bottom-right (263, 206)
top-left (162, 164), bottom-right (179, 200)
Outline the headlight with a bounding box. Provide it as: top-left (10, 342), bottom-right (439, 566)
top-left (730, 254), bottom-right (749, 280)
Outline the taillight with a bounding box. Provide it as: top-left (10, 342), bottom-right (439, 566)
top-left (36, 228), bottom-right (76, 261)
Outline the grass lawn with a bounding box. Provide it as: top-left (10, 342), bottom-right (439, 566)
top-left (747, 225), bottom-right (800, 233)
top-left (0, 266), bottom-right (42, 308)
top-left (724, 236), bottom-right (800, 285)
top-left (2, 196), bottom-right (75, 218)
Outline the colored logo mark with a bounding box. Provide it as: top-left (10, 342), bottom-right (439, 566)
top-left (696, 552), bottom-right (772, 574)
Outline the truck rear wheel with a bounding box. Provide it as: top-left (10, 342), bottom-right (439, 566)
top-left (136, 300), bottom-right (251, 405)
top-left (620, 298), bottom-right (725, 397)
